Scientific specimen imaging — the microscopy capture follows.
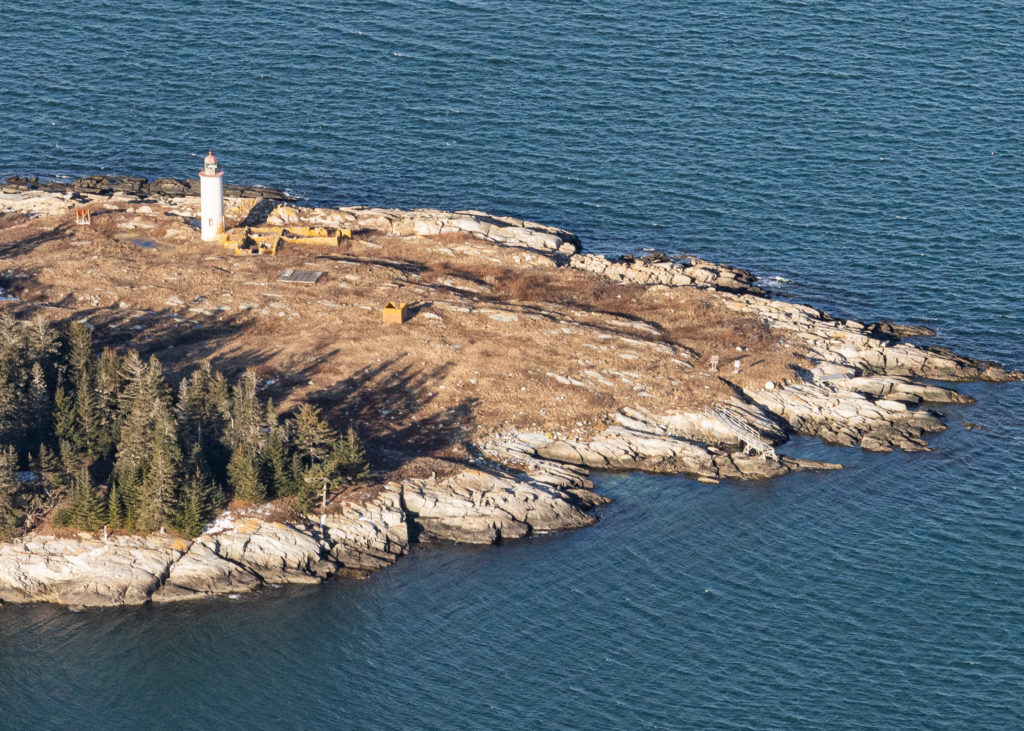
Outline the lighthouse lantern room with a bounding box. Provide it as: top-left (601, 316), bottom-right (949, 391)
top-left (199, 151), bottom-right (224, 242)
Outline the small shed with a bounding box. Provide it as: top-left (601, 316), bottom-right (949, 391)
top-left (382, 302), bottom-right (409, 324)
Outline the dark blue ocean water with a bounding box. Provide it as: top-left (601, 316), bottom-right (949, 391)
top-left (1, 1), bottom-right (1022, 728)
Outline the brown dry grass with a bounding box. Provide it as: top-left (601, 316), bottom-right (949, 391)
top-left (428, 231), bottom-right (480, 246)
top-left (0, 199), bottom-right (807, 481)
top-left (415, 260), bottom-right (800, 390)
top-left (28, 515), bottom-right (83, 540)
top-left (227, 497), bottom-right (302, 523)
top-left (421, 260), bottom-right (646, 306)
top-left (385, 455), bottom-right (467, 483)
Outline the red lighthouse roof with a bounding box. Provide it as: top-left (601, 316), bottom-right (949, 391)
top-left (200, 150), bottom-right (223, 178)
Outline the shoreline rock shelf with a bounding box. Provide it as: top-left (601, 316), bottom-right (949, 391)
top-left (0, 180), bottom-right (1019, 608)
top-left (1, 173), bottom-right (293, 201)
top-left (0, 474), bottom-right (600, 607)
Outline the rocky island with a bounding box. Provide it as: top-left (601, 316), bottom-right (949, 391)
top-left (0, 174), bottom-right (1018, 608)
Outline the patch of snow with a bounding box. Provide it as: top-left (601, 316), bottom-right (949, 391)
top-left (202, 511), bottom-right (236, 535)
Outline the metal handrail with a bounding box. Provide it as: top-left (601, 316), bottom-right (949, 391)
top-left (705, 406), bottom-right (778, 461)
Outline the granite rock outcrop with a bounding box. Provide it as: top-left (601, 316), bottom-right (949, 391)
top-left (401, 469), bottom-right (599, 544)
top-left (0, 469), bottom-right (600, 606)
top-left (266, 203), bottom-right (581, 256)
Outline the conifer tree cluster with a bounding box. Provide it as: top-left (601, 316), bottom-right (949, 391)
top-left (0, 314), bottom-right (371, 540)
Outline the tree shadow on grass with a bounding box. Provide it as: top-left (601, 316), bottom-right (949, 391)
top-left (0, 220), bottom-right (78, 263)
top-left (314, 254), bottom-right (427, 278)
top-left (311, 359), bottom-right (478, 471)
top-left (30, 305), bottom-right (325, 395)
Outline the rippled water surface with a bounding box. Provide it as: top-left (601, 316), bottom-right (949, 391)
top-left (1, 1), bottom-right (1022, 728)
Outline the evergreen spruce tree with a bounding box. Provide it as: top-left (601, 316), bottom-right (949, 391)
top-left (113, 354), bottom-right (181, 533)
top-left (115, 470), bottom-right (141, 532)
top-left (331, 426), bottom-right (371, 487)
top-left (175, 451), bottom-right (217, 538)
top-left (176, 474), bottom-right (207, 539)
top-left (135, 406), bottom-right (182, 532)
top-left (115, 393), bottom-right (153, 482)
top-left (67, 322), bottom-right (94, 388)
top-left (66, 466), bottom-right (105, 531)
top-left (113, 355), bottom-right (170, 483)
top-left (209, 370), bottom-right (232, 424)
top-left (177, 362), bottom-right (230, 481)
top-left (295, 461), bottom-right (325, 513)
top-left (177, 364), bottom-right (209, 440)
top-left (117, 349), bottom-right (148, 420)
top-left (143, 355), bottom-right (171, 405)
top-left (227, 446), bottom-right (266, 503)
top-left (72, 369), bottom-right (103, 459)
top-left (94, 348), bottom-right (124, 448)
top-left (287, 452), bottom-right (306, 499)
top-left (24, 313), bottom-right (59, 366)
top-left (289, 404), bottom-right (337, 511)
top-left (187, 443), bottom-right (226, 516)
top-left (53, 381), bottom-right (80, 451)
top-left (58, 439), bottom-right (80, 482)
top-left (136, 443), bottom-right (177, 532)
top-left (0, 374), bottom-right (22, 446)
top-left (0, 445), bottom-right (20, 540)
top-left (0, 317), bottom-right (27, 445)
top-left (0, 313), bottom-right (26, 373)
top-left (176, 377), bottom-right (195, 440)
top-left (112, 375), bottom-right (152, 531)
top-left (261, 400), bottom-right (291, 497)
top-left (292, 404), bottom-right (335, 467)
top-left (37, 443), bottom-right (65, 489)
top-left (262, 432), bottom-right (290, 498)
top-left (27, 361), bottom-right (51, 449)
top-left (107, 479), bottom-right (124, 529)
top-left (225, 369), bottom-right (264, 452)
top-left (0, 311), bottom-right (20, 345)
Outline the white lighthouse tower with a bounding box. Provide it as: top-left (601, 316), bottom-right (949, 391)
top-left (199, 150), bottom-right (224, 242)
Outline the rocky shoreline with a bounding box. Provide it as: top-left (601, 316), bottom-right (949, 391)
top-left (0, 469), bottom-right (602, 607)
top-left (2, 173), bottom-right (293, 201)
top-left (0, 180), bottom-right (1019, 608)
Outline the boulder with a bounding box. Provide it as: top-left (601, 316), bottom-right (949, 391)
top-left (401, 469), bottom-right (596, 544)
top-left (322, 486), bottom-right (409, 577)
top-left (71, 175), bottom-right (147, 196)
top-left (568, 253), bottom-right (762, 293)
top-left (147, 178), bottom-right (190, 196)
top-left (209, 519), bottom-right (333, 584)
top-left (151, 540), bottom-right (262, 602)
top-left (412, 218), bottom-right (443, 237)
top-left (747, 381), bottom-right (945, 452)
